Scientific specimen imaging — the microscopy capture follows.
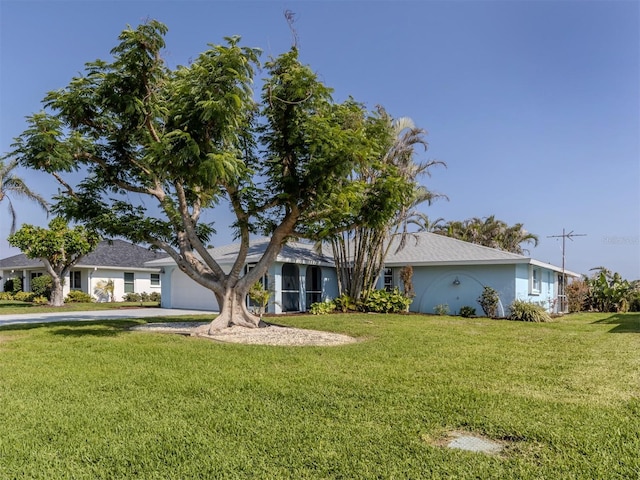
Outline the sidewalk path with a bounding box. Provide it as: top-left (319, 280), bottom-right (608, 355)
top-left (0, 308), bottom-right (217, 327)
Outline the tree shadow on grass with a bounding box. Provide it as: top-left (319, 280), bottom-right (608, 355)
top-left (592, 313), bottom-right (640, 333)
top-left (0, 319), bottom-right (142, 335)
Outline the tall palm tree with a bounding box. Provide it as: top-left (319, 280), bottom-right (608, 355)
top-left (0, 158), bottom-right (48, 233)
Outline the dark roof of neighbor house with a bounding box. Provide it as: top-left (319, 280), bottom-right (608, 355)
top-left (0, 239), bottom-right (168, 270)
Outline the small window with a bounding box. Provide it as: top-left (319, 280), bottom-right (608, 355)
top-left (124, 272), bottom-right (134, 293)
top-left (150, 273), bottom-right (160, 287)
top-left (70, 271), bottom-right (82, 290)
top-left (383, 268), bottom-right (393, 292)
top-left (530, 267), bottom-right (541, 295)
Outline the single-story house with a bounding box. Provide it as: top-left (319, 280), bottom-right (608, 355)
top-left (146, 233), bottom-right (579, 315)
top-left (0, 240), bottom-right (167, 301)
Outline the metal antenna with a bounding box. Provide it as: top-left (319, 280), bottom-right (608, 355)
top-left (547, 228), bottom-right (586, 312)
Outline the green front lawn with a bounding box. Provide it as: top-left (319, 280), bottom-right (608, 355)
top-left (0, 300), bottom-right (160, 314)
top-left (0, 313), bottom-right (638, 479)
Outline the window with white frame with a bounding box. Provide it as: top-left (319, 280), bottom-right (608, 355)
top-left (124, 272), bottom-right (134, 293)
top-left (70, 271), bottom-right (82, 290)
top-left (150, 273), bottom-right (160, 287)
top-left (530, 267), bottom-right (541, 295)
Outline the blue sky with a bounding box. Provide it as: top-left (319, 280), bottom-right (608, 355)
top-left (1, 0), bottom-right (638, 279)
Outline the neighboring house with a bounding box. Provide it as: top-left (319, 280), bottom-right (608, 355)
top-left (146, 233), bottom-right (579, 315)
top-left (0, 240), bottom-right (167, 301)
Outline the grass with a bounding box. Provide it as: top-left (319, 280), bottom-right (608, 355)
top-left (0, 312), bottom-right (638, 479)
top-left (0, 300), bottom-right (161, 314)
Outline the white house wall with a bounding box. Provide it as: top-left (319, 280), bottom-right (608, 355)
top-left (160, 262), bottom-right (338, 313)
top-left (2, 268), bottom-right (161, 302)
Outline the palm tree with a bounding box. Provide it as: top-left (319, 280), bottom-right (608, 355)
top-left (433, 216), bottom-right (538, 254)
top-left (0, 158), bottom-right (48, 233)
top-left (325, 111), bottom-right (446, 301)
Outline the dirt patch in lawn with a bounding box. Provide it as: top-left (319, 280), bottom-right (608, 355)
top-left (131, 322), bottom-right (358, 346)
top-left (428, 430), bottom-right (509, 456)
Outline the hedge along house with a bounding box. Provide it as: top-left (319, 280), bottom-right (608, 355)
top-left (0, 240), bottom-right (167, 302)
top-left (380, 232), bottom-right (580, 316)
top-left (145, 239), bottom-right (338, 313)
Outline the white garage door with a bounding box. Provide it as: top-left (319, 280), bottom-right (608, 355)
top-left (171, 270), bottom-right (219, 311)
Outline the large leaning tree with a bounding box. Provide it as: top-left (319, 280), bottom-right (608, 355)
top-left (7, 20), bottom-right (410, 330)
top-left (8, 217), bottom-right (100, 306)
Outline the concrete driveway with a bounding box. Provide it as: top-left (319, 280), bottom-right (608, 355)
top-left (0, 308), bottom-right (217, 327)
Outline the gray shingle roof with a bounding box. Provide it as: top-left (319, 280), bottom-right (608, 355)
top-left (144, 232), bottom-right (576, 276)
top-left (0, 239), bottom-right (167, 270)
top-left (146, 238), bottom-right (334, 267)
top-left (384, 232), bottom-right (529, 266)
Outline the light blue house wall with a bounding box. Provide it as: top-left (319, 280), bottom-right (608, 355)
top-left (378, 262), bottom-right (562, 316)
top-left (514, 263), bottom-right (558, 312)
top-left (406, 264), bottom-right (516, 317)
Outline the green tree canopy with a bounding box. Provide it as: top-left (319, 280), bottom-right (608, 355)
top-left (8, 217), bottom-right (100, 306)
top-left (7, 20), bottom-right (411, 329)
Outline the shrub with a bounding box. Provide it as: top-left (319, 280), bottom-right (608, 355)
top-left (309, 299), bottom-right (336, 315)
top-left (31, 275), bottom-right (53, 299)
top-left (508, 300), bottom-right (552, 322)
top-left (0, 292), bottom-right (13, 300)
top-left (334, 294), bottom-right (357, 313)
top-left (4, 277), bottom-right (22, 295)
top-left (149, 292), bottom-right (161, 303)
top-left (459, 306), bottom-right (476, 317)
top-left (123, 292), bottom-right (142, 302)
top-left (478, 286), bottom-right (500, 317)
top-left (565, 278), bottom-right (590, 313)
top-left (248, 282), bottom-right (270, 317)
top-left (13, 291), bottom-right (35, 302)
top-left (629, 292), bottom-right (640, 312)
top-left (434, 304), bottom-right (449, 316)
top-left (362, 288), bottom-right (412, 313)
top-left (32, 296), bottom-right (49, 305)
top-left (65, 290), bottom-right (93, 303)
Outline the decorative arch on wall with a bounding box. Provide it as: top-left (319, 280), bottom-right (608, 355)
top-left (417, 270), bottom-right (505, 317)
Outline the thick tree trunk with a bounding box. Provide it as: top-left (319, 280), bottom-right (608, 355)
top-left (49, 276), bottom-right (65, 307)
top-left (204, 287), bottom-right (266, 333)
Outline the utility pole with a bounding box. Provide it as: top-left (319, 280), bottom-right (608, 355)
top-left (547, 229), bottom-right (586, 313)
